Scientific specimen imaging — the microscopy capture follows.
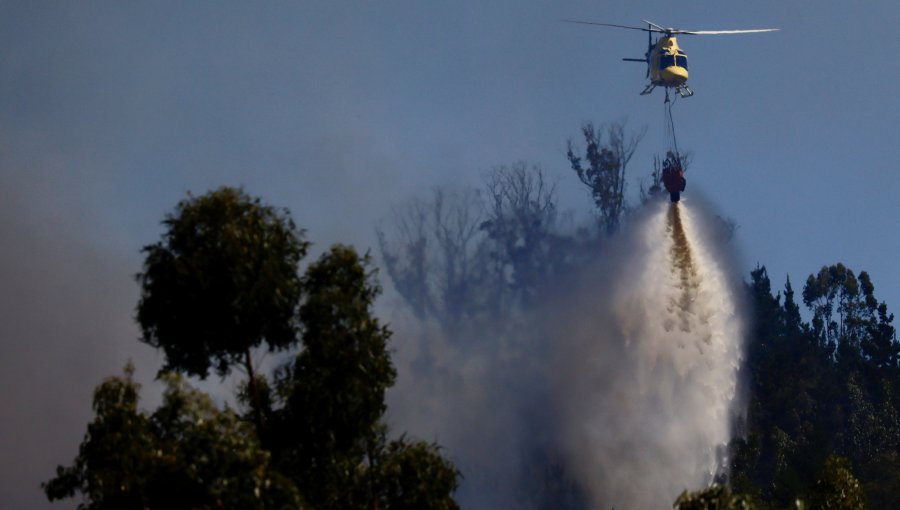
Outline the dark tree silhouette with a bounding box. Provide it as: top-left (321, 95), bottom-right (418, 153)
top-left (731, 264), bottom-right (900, 508)
top-left (377, 187), bottom-right (487, 327)
top-left (136, 186), bottom-right (308, 436)
top-left (480, 162), bottom-right (562, 310)
top-left (378, 163), bottom-right (568, 327)
top-left (566, 122), bottom-right (645, 234)
top-left (48, 189), bottom-right (460, 510)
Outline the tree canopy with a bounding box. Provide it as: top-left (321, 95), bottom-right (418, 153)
top-left (46, 187), bottom-right (459, 510)
top-left (136, 186), bottom-right (309, 379)
top-left (44, 365), bottom-right (302, 510)
top-left (729, 264), bottom-right (900, 508)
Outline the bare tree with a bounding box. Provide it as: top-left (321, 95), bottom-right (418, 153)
top-left (379, 163), bottom-right (568, 325)
top-left (481, 162), bottom-right (561, 309)
top-left (378, 197), bottom-right (434, 319)
top-left (567, 121), bottom-right (646, 235)
top-left (431, 187), bottom-right (486, 321)
top-left (377, 187), bottom-right (487, 327)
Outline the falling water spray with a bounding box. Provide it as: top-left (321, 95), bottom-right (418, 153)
top-left (560, 199), bottom-right (746, 508)
top-left (386, 197), bottom-right (747, 509)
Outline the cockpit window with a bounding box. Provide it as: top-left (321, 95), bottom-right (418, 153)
top-left (660, 54), bottom-right (688, 69)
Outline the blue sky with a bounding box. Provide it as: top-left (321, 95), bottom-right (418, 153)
top-left (2, 2), bottom-right (898, 508)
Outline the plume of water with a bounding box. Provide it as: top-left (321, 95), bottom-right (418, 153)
top-left (386, 198), bottom-right (747, 509)
top-left (558, 200), bottom-right (746, 508)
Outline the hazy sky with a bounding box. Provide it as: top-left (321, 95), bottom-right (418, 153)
top-left (3, 2), bottom-right (899, 508)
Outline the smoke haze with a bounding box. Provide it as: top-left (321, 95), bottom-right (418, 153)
top-left (0, 164), bottom-right (157, 510)
top-left (386, 198), bottom-right (747, 508)
top-left (0, 4), bottom-right (818, 508)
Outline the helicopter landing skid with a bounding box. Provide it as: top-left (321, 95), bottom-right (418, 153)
top-left (675, 84), bottom-right (694, 98)
top-left (640, 83), bottom-right (656, 95)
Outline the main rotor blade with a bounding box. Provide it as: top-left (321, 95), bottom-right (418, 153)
top-left (562, 19), bottom-right (779, 36)
top-left (561, 20), bottom-right (661, 33)
top-left (640, 19), bottom-right (667, 32)
top-left (673, 28), bottom-right (780, 35)
top-left (639, 19), bottom-right (778, 36)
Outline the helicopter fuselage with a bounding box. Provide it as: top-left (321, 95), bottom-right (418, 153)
top-left (649, 36), bottom-right (688, 88)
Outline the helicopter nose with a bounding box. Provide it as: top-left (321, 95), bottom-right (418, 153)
top-left (662, 66), bottom-right (687, 85)
top-left (661, 66), bottom-right (688, 84)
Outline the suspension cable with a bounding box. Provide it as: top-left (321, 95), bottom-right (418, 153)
top-left (664, 90), bottom-right (680, 157)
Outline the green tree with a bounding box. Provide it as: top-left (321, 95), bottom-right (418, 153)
top-left (43, 364), bottom-right (154, 509)
top-left (801, 263), bottom-right (881, 364)
top-left (265, 246), bottom-right (458, 509)
top-left (673, 484), bottom-right (754, 510)
top-left (136, 186), bottom-right (308, 379)
top-left (136, 186), bottom-right (309, 434)
top-left (48, 189), bottom-right (460, 509)
top-left (732, 263), bottom-right (900, 508)
top-left (265, 245), bottom-right (459, 509)
top-left (803, 455), bottom-right (866, 510)
top-left (268, 245), bottom-right (397, 506)
top-left (369, 436), bottom-right (460, 510)
top-left (43, 364), bottom-right (302, 510)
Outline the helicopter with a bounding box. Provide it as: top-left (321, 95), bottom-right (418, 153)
top-left (564, 19), bottom-right (778, 98)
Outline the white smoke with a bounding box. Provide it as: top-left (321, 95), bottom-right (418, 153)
top-left (385, 197), bottom-right (747, 509)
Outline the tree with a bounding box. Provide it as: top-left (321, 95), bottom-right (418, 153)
top-left (803, 455), bottom-right (866, 510)
top-left (480, 162), bottom-right (564, 310)
top-left (268, 246), bottom-right (396, 504)
top-left (267, 245), bottom-right (459, 509)
top-left (673, 484), bottom-right (754, 510)
top-left (566, 121), bottom-right (645, 234)
top-left (801, 263), bottom-right (880, 362)
top-left (732, 263), bottom-right (900, 508)
top-left (43, 364), bottom-right (302, 510)
top-left (369, 436), bottom-right (460, 510)
top-left (136, 186), bottom-right (308, 379)
top-left (377, 187), bottom-right (487, 327)
top-left (378, 164), bottom-right (569, 326)
top-left (48, 189), bottom-right (460, 509)
top-left (136, 186), bottom-right (309, 434)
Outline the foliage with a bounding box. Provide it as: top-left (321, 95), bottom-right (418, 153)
top-left (370, 436), bottom-right (461, 510)
top-left (136, 186), bottom-right (309, 379)
top-left (802, 455), bottom-right (866, 510)
top-left (674, 484), bottom-right (754, 510)
top-left (267, 245), bottom-right (399, 507)
top-left (266, 244), bottom-right (459, 509)
top-left (43, 364), bottom-right (302, 510)
top-left (48, 189), bottom-right (460, 509)
top-left (731, 264), bottom-right (900, 508)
